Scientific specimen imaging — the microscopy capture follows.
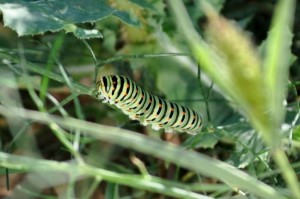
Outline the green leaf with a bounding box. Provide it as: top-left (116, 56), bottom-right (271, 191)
top-left (292, 125), bottom-right (300, 141)
top-left (129, 0), bottom-right (156, 11)
top-left (112, 10), bottom-right (140, 26)
top-left (0, 0), bottom-right (139, 37)
top-left (183, 130), bottom-right (223, 149)
top-left (263, 0), bottom-right (295, 130)
top-left (0, 168), bottom-right (24, 175)
top-left (227, 129), bottom-right (266, 169)
top-left (105, 183), bottom-right (119, 199)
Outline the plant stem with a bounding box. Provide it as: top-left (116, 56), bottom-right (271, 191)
top-left (272, 147), bottom-right (300, 199)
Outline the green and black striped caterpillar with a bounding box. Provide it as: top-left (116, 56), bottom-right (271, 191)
top-left (96, 75), bottom-right (202, 134)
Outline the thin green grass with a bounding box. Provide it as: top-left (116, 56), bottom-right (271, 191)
top-left (0, 105), bottom-right (287, 199)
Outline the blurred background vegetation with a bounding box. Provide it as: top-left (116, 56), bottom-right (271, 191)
top-left (0, 0), bottom-right (299, 198)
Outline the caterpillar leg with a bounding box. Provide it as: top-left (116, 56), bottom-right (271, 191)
top-left (186, 131), bottom-right (198, 135)
top-left (140, 120), bottom-right (150, 126)
top-left (126, 112), bottom-right (140, 120)
top-left (151, 124), bottom-right (161, 131)
top-left (164, 128), bottom-right (175, 133)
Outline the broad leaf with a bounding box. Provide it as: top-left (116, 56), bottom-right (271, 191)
top-left (0, 0), bottom-right (139, 38)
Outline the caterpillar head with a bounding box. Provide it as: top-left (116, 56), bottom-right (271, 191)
top-left (96, 76), bottom-right (110, 103)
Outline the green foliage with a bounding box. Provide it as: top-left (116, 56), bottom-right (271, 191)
top-left (0, 0), bottom-right (300, 199)
top-left (169, 0), bottom-right (299, 198)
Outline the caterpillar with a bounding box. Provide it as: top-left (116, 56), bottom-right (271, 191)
top-left (96, 75), bottom-right (202, 134)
